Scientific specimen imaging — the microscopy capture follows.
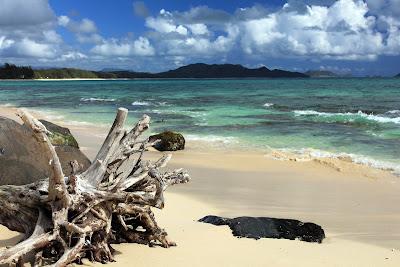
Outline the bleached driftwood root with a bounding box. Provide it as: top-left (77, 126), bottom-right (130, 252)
top-left (0, 108), bottom-right (189, 266)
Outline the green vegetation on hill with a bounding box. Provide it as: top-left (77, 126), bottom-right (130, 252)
top-left (0, 63), bottom-right (34, 79)
top-left (34, 68), bottom-right (99, 79)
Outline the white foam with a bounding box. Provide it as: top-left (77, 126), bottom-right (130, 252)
top-left (131, 101), bottom-right (150, 106)
top-left (294, 110), bottom-right (400, 124)
top-left (31, 109), bottom-right (65, 121)
top-left (266, 147), bottom-right (400, 176)
top-left (263, 103), bottom-right (274, 107)
top-left (387, 110), bottom-right (400, 114)
top-left (0, 103), bottom-right (14, 107)
top-left (185, 134), bottom-right (239, 145)
top-left (80, 97), bottom-right (115, 102)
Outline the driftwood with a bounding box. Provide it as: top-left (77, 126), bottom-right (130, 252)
top-left (0, 108), bottom-right (190, 266)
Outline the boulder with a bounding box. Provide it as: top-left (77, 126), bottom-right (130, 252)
top-left (199, 215), bottom-right (325, 243)
top-left (39, 119), bottom-right (79, 148)
top-left (149, 131), bottom-right (185, 151)
top-left (0, 116), bottom-right (90, 185)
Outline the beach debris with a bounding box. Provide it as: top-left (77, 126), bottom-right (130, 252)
top-left (149, 131), bottom-right (185, 151)
top-left (199, 215), bottom-right (325, 243)
top-left (0, 147), bottom-right (4, 156)
top-left (0, 108), bottom-right (190, 266)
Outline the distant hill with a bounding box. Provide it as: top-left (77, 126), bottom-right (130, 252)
top-left (1, 63), bottom-right (309, 79)
top-left (395, 73), bottom-right (400, 78)
top-left (305, 70), bottom-right (353, 78)
top-left (35, 68), bottom-right (98, 79)
top-left (100, 68), bottom-right (129, 72)
top-left (305, 70), bottom-right (339, 78)
top-left (155, 63), bottom-right (308, 78)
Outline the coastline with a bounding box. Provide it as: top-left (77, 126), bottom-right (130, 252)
top-left (1, 105), bottom-right (400, 266)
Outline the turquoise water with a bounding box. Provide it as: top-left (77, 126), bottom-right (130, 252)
top-left (0, 78), bottom-right (399, 173)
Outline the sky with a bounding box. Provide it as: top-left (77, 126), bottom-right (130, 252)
top-left (0, 0), bottom-right (400, 76)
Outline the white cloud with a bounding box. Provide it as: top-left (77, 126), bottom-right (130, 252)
top-left (146, 16), bottom-right (188, 35)
top-left (57, 15), bottom-right (70, 27)
top-left (58, 51), bottom-right (87, 61)
top-left (91, 37), bottom-right (155, 57)
top-left (14, 38), bottom-right (56, 58)
top-left (58, 16), bottom-right (97, 34)
top-left (188, 24), bottom-right (209, 35)
top-left (0, 0), bottom-right (55, 26)
top-left (0, 36), bottom-right (14, 49)
top-left (238, 0), bottom-right (397, 60)
top-left (43, 30), bottom-right (62, 43)
top-left (138, 1), bottom-right (400, 61)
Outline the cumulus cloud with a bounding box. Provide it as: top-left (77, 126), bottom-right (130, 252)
top-left (0, 0), bottom-right (63, 59)
top-left (57, 15), bottom-right (103, 45)
top-left (58, 16), bottom-right (97, 33)
top-left (58, 51), bottom-right (87, 61)
top-left (239, 0), bottom-right (388, 60)
top-left (91, 37), bottom-right (155, 57)
top-left (1, 0), bottom-right (400, 73)
top-left (146, 10), bottom-right (188, 35)
top-left (140, 0), bottom-right (400, 61)
top-left (0, 0), bottom-right (55, 26)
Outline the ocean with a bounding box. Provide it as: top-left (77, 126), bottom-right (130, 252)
top-left (0, 78), bottom-right (399, 174)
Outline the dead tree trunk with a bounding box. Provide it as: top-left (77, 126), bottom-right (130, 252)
top-left (0, 108), bottom-right (189, 266)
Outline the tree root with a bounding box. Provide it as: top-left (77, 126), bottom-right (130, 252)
top-left (0, 108), bottom-right (190, 266)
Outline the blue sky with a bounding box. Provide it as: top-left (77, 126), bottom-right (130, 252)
top-left (0, 0), bottom-right (400, 76)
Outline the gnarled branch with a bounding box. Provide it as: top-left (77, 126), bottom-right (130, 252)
top-left (0, 108), bottom-right (190, 266)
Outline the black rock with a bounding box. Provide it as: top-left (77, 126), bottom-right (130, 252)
top-left (149, 131), bottom-right (185, 151)
top-left (199, 215), bottom-right (325, 243)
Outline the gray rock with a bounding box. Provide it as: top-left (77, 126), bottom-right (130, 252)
top-left (149, 131), bottom-right (185, 151)
top-left (0, 116), bottom-right (90, 185)
top-left (199, 215), bottom-right (325, 243)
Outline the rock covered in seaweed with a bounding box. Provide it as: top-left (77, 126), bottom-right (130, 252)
top-left (149, 131), bottom-right (185, 151)
top-left (199, 215), bottom-right (325, 243)
top-left (39, 119), bottom-right (79, 148)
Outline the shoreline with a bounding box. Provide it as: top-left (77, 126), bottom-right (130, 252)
top-left (1, 104), bottom-right (398, 178)
top-left (1, 105), bottom-right (400, 265)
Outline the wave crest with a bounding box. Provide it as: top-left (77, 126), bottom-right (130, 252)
top-left (80, 97), bottom-right (115, 102)
top-left (265, 148), bottom-right (400, 176)
top-left (294, 110), bottom-right (400, 124)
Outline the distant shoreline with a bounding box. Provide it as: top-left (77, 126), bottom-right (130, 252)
top-left (0, 77), bottom-right (395, 81)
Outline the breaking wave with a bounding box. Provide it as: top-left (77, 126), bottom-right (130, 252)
top-left (80, 97), bottom-right (115, 102)
top-left (131, 101), bottom-right (150, 106)
top-left (265, 147), bottom-right (400, 176)
top-left (294, 110), bottom-right (400, 124)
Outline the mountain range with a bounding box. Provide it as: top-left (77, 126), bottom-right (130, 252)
top-left (35, 63), bottom-right (309, 79)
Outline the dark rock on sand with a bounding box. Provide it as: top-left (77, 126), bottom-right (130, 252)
top-left (199, 215), bottom-right (325, 243)
top-left (0, 116), bottom-right (90, 185)
top-left (149, 131), bottom-right (185, 151)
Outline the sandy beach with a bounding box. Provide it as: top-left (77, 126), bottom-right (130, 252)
top-left (1, 106), bottom-right (400, 266)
